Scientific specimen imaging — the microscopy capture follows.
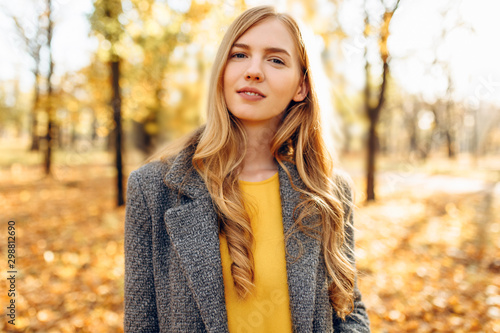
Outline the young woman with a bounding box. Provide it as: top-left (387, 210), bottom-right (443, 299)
top-left (124, 5), bottom-right (370, 333)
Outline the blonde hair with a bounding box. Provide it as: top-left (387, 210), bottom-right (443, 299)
top-left (148, 5), bottom-right (355, 319)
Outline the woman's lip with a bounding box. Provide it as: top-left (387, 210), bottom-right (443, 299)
top-left (237, 87), bottom-right (265, 97)
top-left (238, 91), bottom-right (265, 101)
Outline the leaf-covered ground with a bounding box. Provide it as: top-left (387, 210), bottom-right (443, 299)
top-left (353, 176), bottom-right (500, 332)
top-left (1, 164), bottom-right (125, 333)
top-left (1, 163), bottom-right (499, 332)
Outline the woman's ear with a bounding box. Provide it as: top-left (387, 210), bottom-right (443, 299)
top-left (292, 80), bottom-right (309, 102)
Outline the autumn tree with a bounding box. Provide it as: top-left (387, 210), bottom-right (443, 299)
top-left (427, 2), bottom-right (474, 159)
top-left (90, 0), bottom-right (125, 206)
top-left (6, 6), bottom-right (45, 151)
top-left (125, 1), bottom-right (191, 153)
top-left (4, 0), bottom-right (56, 173)
top-left (122, 0), bottom-right (227, 153)
top-left (363, 0), bottom-right (401, 201)
top-left (42, 0), bottom-right (56, 176)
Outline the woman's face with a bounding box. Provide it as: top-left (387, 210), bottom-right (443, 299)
top-left (223, 18), bottom-right (308, 130)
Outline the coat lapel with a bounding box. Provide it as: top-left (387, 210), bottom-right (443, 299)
top-left (164, 146), bottom-right (229, 333)
top-left (279, 161), bottom-right (322, 333)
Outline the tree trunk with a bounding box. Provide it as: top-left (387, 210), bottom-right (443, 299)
top-left (111, 59), bottom-right (124, 206)
top-left (30, 72), bottom-right (40, 151)
top-left (408, 104), bottom-right (418, 154)
top-left (44, 0), bottom-right (54, 176)
top-left (365, 59), bottom-right (388, 202)
top-left (362, 0), bottom-right (400, 202)
top-left (445, 130), bottom-right (455, 158)
top-left (107, 127), bottom-right (115, 152)
top-left (366, 120), bottom-right (377, 201)
top-left (45, 119), bottom-right (52, 175)
top-left (132, 120), bottom-right (150, 153)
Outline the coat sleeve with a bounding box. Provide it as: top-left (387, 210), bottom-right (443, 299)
top-left (332, 179), bottom-right (371, 332)
top-left (124, 171), bottom-right (160, 332)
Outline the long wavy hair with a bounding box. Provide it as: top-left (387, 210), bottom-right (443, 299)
top-left (149, 5), bottom-right (356, 319)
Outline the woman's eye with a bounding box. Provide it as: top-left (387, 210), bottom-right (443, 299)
top-left (231, 53), bottom-right (246, 59)
top-left (270, 58), bottom-right (285, 65)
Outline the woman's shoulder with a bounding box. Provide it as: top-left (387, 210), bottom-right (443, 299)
top-left (331, 168), bottom-right (355, 203)
top-left (129, 159), bottom-right (173, 182)
top-left (128, 141), bottom-right (196, 194)
top-left (127, 159), bottom-right (176, 197)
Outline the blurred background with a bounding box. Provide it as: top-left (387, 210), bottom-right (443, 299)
top-left (0, 0), bottom-right (499, 331)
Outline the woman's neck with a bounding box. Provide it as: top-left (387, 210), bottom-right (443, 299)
top-left (239, 120), bottom-right (280, 182)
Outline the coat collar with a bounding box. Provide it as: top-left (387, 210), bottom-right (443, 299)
top-left (164, 146), bottom-right (321, 333)
top-left (164, 143), bottom-right (210, 199)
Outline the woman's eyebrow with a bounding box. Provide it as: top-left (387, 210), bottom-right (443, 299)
top-left (232, 43), bottom-right (291, 57)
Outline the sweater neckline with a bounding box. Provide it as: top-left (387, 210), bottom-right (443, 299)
top-left (238, 172), bottom-right (279, 185)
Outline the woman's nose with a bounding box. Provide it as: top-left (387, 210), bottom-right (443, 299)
top-left (244, 60), bottom-right (264, 82)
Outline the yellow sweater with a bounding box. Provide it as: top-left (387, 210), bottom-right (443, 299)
top-left (219, 172), bottom-right (293, 333)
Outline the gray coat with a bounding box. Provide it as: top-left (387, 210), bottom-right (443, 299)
top-left (124, 144), bottom-right (371, 332)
